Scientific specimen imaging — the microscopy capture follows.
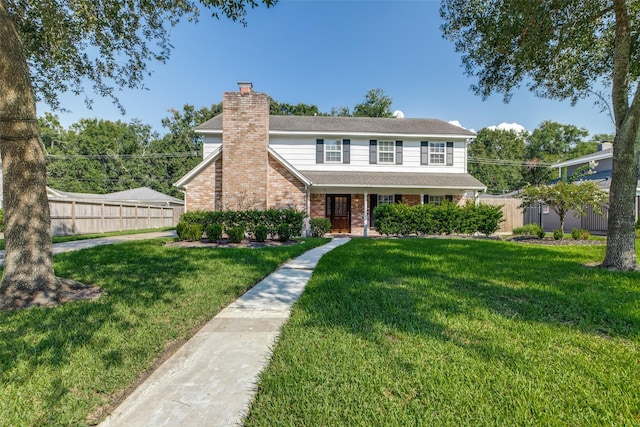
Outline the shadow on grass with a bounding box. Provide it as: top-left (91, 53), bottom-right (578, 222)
top-left (0, 238), bottom-right (324, 425)
top-left (299, 238), bottom-right (640, 342)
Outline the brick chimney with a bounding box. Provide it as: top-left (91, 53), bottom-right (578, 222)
top-left (221, 82), bottom-right (270, 210)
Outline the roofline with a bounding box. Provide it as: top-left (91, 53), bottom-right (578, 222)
top-left (195, 129), bottom-right (474, 140)
top-left (552, 150), bottom-right (612, 169)
top-left (173, 147), bottom-right (222, 188)
top-left (267, 147), bottom-right (312, 186)
top-left (308, 183), bottom-right (487, 190)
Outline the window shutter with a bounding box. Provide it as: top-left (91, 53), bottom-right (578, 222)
top-left (394, 194), bottom-right (402, 204)
top-left (343, 139), bottom-right (350, 164)
top-left (395, 141), bottom-right (403, 165)
top-left (316, 139), bottom-right (324, 164)
top-left (421, 141), bottom-right (429, 165)
top-left (446, 195), bottom-right (454, 203)
top-left (423, 194), bottom-right (429, 204)
top-left (369, 194), bottom-right (378, 228)
top-left (369, 140), bottom-right (377, 164)
top-left (446, 142), bottom-right (454, 166)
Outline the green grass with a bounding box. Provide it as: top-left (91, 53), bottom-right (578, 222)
top-left (0, 237), bottom-right (329, 426)
top-left (0, 227), bottom-right (175, 250)
top-left (246, 238), bottom-right (640, 426)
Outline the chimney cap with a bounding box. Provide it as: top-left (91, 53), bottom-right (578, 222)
top-left (238, 81), bottom-right (253, 93)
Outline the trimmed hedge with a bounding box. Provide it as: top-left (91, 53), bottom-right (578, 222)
top-left (513, 224), bottom-right (546, 238)
top-left (310, 217), bottom-right (332, 237)
top-left (179, 209), bottom-right (305, 240)
top-left (373, 201), bottom-right (504, 237)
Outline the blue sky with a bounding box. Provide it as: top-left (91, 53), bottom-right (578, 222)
top-left (39, 0), bottom-right (616, 137)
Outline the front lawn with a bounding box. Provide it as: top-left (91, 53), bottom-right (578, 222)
top-left (0, 237), bottom-right (328, 426)
top-left (246, 238), bottom-right (640, 426)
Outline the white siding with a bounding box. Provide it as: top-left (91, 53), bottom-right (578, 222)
top-left (269, 136), bottom-right (468, 174)
top-left (202, 136), bottom-right (222, 159)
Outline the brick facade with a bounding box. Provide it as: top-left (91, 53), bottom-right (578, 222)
top-left (221, 90), bottom-right (270, 210)
top-left (185, 158), bottom-right (219, 211)
top-left (267, 156), bottom-right (306, 210)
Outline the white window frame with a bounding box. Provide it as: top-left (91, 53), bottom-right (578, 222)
top-left (377, 194), bottom-right (394, 205)
top-left (429, 142), bottom-right (446, 165)
top-left (325, 139), bottom-right (342, 163)
top-left (429, 195), bottom-right (444, 205)
top-left (378, 140), bottom-right (395, 164)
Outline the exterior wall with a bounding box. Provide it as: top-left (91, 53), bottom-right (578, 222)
top-left (310, 193), bottom-right (325, 218)
top-left (403, 194), bottom-right (421, 206)
top-left (269, 136), bottom-right (468, 174)
top-left (267, 156), bottom-right (306, 210)
top-left (202, 136), bottom-right (222, 159)
top-left (352, 194), bottom-right (365, 229)
top-left (221, 91), bottom-right (270, 210)
top-left (185, 159), bottom-right (219, 211)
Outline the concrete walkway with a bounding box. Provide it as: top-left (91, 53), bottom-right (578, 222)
top-left (100, 237), bottom-right (350, 427)
top-left (0, 230), bottom-right (177, 266)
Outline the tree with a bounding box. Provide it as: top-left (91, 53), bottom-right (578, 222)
top-left (353, 88), bottom-right (394, 118)
top-left (0, 0), bottom-right (276, 310)
top-left (441, 0), bottom-right (640, 270)
top-left (468, 128), bottom-right (526, 193)
top-left (520, 181), bottom-right (608, 237)
top-left (269, 99), bottom-right (324, 116)
top-left (523, 121), bottom-right (592, 185)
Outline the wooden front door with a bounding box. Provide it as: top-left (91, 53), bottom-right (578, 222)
top-left (326, 194), bottom-right (351, 233)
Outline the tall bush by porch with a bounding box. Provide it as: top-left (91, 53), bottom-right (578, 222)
top-left (374, 202), bottom-right (503, 236)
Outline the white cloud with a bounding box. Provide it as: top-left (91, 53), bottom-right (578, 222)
top-left (487, 122), bottom-right (527, 133)
top-left (393, 110), bottom-right (405, 119)
top-left (448, 120), bottom-right (465, 129)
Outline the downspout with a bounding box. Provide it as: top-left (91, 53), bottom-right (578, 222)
top-left (363, 191), bottom-right (368, 237)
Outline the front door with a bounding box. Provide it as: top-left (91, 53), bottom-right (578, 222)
top-left (326, 194), bottom-right (351, 233)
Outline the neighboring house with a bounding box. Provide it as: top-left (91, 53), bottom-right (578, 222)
top-left (174, 82), bottom-right (486, 236)
top-left (541, 142), bottom-right (640, 233)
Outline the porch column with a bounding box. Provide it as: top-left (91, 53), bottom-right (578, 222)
top-left (306, 186), bottom-right (311, 237)
top-left (474, 191), bottom-right (479, 206)
top-left (363, 191), bottom-right (368, 237)
top-left (420, 192), bottom-right (424, 204)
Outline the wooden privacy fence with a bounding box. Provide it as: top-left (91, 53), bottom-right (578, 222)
top-left (478, 197), bottom-right (524, 234)
top-left (49, 199), bottom-right (183, 236)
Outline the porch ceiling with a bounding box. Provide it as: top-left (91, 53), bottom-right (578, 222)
top-left (300, 171), bottom-right (487, 191)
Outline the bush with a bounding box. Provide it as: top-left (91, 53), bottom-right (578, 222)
top-left (277, 223), bottom-right (291, 242)
top-left (205, 223), bottom-right (222, 242)
top-left (254, 224), bottom-right (268, 242)
top-left (553, 229), bottom-right (564, 240)
top-left (227, 226), bottom-right (245, 243)
top-left (571, 228), bottom-right (590, 240)
top-left (0, 208), bottom-right (4, 232)
top-left (373, 202), bottom-right (503, 236)
top-left (176, 222), bottom-right (203, 241)
top-left (310, 217), bottom-right (332, 237)
top-left (513, 224), bottom-right (545, 238)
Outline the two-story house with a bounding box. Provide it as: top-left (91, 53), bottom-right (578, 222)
top-left (174, 82), bottom-right (486, 236)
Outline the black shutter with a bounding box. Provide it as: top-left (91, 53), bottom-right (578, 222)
top-left (395, 141), bottom-right (403, 165)
top-left (446, 142), bottom-right (454, 166)
top-left (394, 194), bottom-right (402, 203)
top-left (316, 139), bottom-right (324, 164)
top-left (421, 141), bottom-right (429, 165)
top-left (446, 195), bottom-right (453, 203)
top-left (343, 139), bottom-right (350, 164)
top-left (369, 194), bottom-right (378, 228)
top-left (423, 194), bottom-right (429, 204)
top-left (369, 140), bottom-right (377, 164)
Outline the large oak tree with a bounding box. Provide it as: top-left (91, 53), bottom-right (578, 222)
top-left (0, 0), bottom-right (276, 309)
top-left (441, 0), bottom-right (640, 270)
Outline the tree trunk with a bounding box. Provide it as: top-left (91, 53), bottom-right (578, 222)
top-left (602, 116), bottom-right (639, 270)
top-left (0, 1), bottom-right (58, 309)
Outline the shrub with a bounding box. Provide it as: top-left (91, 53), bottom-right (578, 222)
top-left (310, 217), bottom-right (332, 237)
top-left (0, 208), bottom-right (4, 232)
top-left (571, 228), bottom-right (590, 240)
top-left (553, 229), bottom-right (564, 240)
top-left (473, 203), bottom-right (504, 236)
top-left (176, 222), bottom-right (203, 241)
top-left (205, 223), bottom-right (223, 242)
top-left (513, 224), bottom-right (545, 238)
top-left (227, 226), bottom-right (245, 243)
top-left (254, 224), bottom-right (268, 242)
top-left (277, 223), bottom-right (291, 242)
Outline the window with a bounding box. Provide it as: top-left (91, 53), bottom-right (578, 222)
top-left (424, 195), bottom-right (454, 205)
top-left (429, 142), bottom-right (445, 164)
top-left (378, 141), bottom-right (395, 163)
top-left (378, 195), bottom-right (394, 205)
top-left (325, 140), bottom-right (342, 163)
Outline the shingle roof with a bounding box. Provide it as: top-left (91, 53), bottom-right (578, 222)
top-left (47, 187), bottom-right (184, 205)
top-left (195, 115), bottom-right (476, 137)
top-left (299, 171), bottom-right (486, 190)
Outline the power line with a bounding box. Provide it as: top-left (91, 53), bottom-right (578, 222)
top-left (468, 156), bottom-right (556, 168)
top-left (45, 151), bottom-right (199, 160)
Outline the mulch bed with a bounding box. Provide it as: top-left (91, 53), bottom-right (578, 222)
top-left (166, 238), bottom-right (300, 249)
